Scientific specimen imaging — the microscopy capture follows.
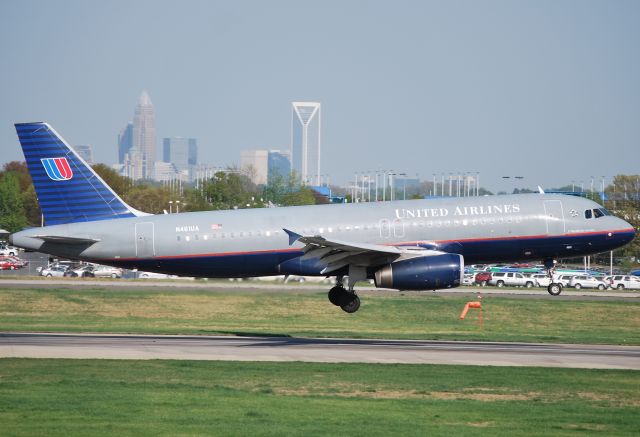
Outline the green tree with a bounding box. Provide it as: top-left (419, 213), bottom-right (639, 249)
top-left (1, 162), bottom-right (41, 226)
top-left (281, 187), bottom-right (317, 206)
top-left (92, 164), bottom-right (131, 196)
top-left (605, 175), bottom-right (640, 264)
top-left (203, 171), bottom-right (262, 210)
top-left (0, 172), bottom-right (28, 232)
top-left (123, 186), bottom-right (171, 214)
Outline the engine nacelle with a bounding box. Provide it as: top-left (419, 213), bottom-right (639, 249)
top-left (374, 253), bottom-right (464, 291)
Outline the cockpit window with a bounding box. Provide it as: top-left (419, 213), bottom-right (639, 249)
top-left (599, 208), bottom-right (611, 216)
top-left (593, 209), bottom-right (604, 218)
top-left (585, 209), bottom-right (592, 219)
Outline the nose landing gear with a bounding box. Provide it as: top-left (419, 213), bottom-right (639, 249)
top-left (544, 258), bottom-right (562, 296)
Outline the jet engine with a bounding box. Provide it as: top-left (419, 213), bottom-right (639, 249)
top-left (374, 253), bottom-right (464, 291)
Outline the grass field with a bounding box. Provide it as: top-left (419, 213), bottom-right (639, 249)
top-left (0, 359), bottom-right (638, 436)
top-left (0, 286), bottom-right (638, 344)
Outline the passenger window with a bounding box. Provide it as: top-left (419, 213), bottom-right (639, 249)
top-left (176, 236), bottom-right (181, 242)
top-left (585, 210), bottom-right (592, 219)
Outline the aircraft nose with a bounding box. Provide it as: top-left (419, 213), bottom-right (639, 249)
top-left (615, 216), bottom-right (636, 242)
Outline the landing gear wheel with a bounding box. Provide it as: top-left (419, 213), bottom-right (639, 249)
top-left (328, 286), bottom-right (345, 306)
top-left (548, 283), bottom-right (562, 296)
top-left (340, 294), bottom-right (360, 313)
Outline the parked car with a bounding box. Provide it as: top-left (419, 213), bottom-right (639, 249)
top-left (0, 243), bottom-right (21, 256)
top-left (531, 274), bottom-right (552, 287)
top-left (64, 265), bottom-right (95, 278)
top-left (489, 272), bottom-right (535, 288)
top-left (462, 273), bottom-right (475, 286)
top-left (568, 275), bottom-right (607, 290)
top-left (138, 271), bottom-right (175, 279)
top-left (0, 259), bottom-right (21, 270)
top-left (554, 274), bottom-right (579, 287)
top-left (91, 265), bottom-right (123, 278)
top-left (1, 255), bottom-right (28, 267)
top-left (608, 275), bottom-right (640, 290)
top-left (40, 265), bottom-right (68, 277)
top-left (474, 272), bottom-right (492, 286)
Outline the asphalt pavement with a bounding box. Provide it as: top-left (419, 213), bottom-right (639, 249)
top-left (1, 333), bottom-right (639, 369)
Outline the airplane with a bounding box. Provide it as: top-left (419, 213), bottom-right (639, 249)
top-left (9, 122), bottom-right (636, 313)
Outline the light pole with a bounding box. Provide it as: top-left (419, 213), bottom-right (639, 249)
top-left (432, 173), bottom-right (437, 197)
top-left (169, 201), bottom-right (173, 214)
top-left (399, 173), bottom-right (407, 200)
top-left (175, 200), bottom-right (181, 214)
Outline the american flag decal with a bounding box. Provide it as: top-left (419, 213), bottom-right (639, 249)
top-left (211, 224), bottom-right (223, 230)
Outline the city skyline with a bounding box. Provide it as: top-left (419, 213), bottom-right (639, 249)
top-left (1, 2), bottom-right (638, 192)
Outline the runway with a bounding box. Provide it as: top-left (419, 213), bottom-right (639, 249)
top-left (1, 333), bottom-right (639, 369)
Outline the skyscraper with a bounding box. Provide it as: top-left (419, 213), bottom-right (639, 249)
top-left (163, 137), bottom-right (197, 171)
top-left (291, 102), bottom-right (321, 185)
top-left (240, 150), bottom-right (269, 185)
top-left (268, 150), bottom-right (291, 184)
top-left (133, 91), bottom-right (156, 179)
top-left (72, 145), bottom-right (93, 164)
top-left (118, 122), bottom-right (133, 164)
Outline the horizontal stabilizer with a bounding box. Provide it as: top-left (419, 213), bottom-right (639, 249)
top-left (31, 235), bottom-right (100, 245)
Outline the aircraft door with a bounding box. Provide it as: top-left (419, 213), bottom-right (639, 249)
top-left (135, 222), bottom-right (155, 258)
top-left (543, 200), bottom-right (565, 236)
top-left (379, 219), bottom-right (391, 238)
top-left (393, 218), bottom-right (405, 238)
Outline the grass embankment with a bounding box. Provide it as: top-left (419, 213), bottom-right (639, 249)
top-left (0, 287), bottom-right (638, 344)
top-left (1, 359), bottom-right (638, 436)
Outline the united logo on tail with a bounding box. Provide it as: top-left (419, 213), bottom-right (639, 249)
top-left (41, 157), bottom-right (73, 181)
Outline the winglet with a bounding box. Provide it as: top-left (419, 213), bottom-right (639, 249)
top-left (538, 186), bottom-right (545, 194)
top-left (283, 228), bottom-right (302, 246)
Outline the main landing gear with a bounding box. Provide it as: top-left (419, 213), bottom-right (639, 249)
top-left (328, 276), bottom-right (361, 313)
top-left (544, 258), bottom-right (562, 296)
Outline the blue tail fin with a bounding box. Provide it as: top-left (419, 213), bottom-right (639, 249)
top-left (15, 122), bottom-right (145, 225)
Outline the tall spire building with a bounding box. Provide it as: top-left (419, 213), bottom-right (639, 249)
top-left (291, 102), bottom-right (321, 185)
top-left (133, 91), bottom-right (156, 179)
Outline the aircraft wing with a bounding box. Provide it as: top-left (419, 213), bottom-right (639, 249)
top-left (283, 229), bottom-right (443, 274)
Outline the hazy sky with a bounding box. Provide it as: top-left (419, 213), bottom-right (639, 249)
top-left (1, 0), bottom-right (638, 192)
